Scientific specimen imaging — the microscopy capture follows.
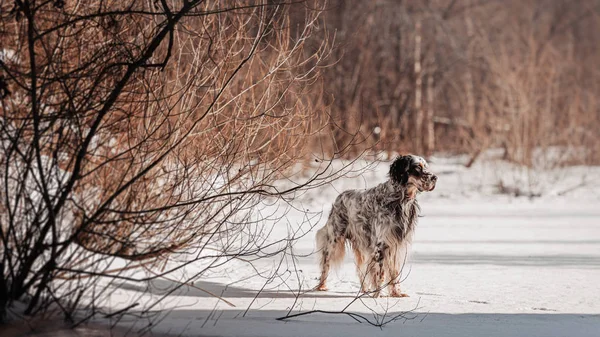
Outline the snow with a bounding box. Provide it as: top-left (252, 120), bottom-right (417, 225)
top-left (0, 49), bottom-right (17, 62)
top-left (87, 154), bottom-right (600, 337)
top-left (11, 153), bottom-right (600, 336)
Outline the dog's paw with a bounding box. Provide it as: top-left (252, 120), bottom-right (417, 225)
top-left (315, 284), bottom-right (328, 291)
top-left (389, 292), bottom-right (409, 298)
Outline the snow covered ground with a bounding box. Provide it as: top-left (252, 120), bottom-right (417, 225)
top-left (7, 154), bottom-right (600, 336)
top-left (96, 154), bottom-right (600, 337)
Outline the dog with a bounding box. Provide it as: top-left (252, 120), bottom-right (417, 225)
top-left (315, 155), bottom-right (437, 297)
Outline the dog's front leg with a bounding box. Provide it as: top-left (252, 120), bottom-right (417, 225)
top-left (370, 242), bottom-right (387, 298)
top-left (352, 245), bottom-right (369, 293)
top-left (387, 268), bottom-right (409, 298)
top-left (387, 247), bottom-right (409, 297)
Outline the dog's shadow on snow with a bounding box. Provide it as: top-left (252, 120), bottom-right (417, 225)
top-left (116, 279), bottom-right (354, 299)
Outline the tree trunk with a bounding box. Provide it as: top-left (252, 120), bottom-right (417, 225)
top-left (414, 19), bottom-right (423, 153)
top-left (426, 71), bottom-right (435, 156)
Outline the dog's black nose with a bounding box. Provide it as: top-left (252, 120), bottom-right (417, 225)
top-left (432, 175), bottom-right (438, 182)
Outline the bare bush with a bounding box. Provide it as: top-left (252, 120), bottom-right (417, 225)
top-left (0, 0), bottom-right (361, 323)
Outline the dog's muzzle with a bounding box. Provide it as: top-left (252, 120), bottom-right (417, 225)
top-left (422, 173), bottom-right (437, 191)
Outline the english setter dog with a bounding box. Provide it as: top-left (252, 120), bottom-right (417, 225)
top-left (315, 155), bottom-right (437, 297)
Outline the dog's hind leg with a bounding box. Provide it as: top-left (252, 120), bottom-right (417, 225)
top-left (315, 226), bottom-right (331, 291)
top-left (315, 222), bottom-right (346, 291)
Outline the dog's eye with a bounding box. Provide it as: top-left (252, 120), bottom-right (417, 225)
top-left (410, 166), bottom-right (422, 176)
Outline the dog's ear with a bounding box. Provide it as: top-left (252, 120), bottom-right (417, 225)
top-left (389, 155), bottom-right (411, 185)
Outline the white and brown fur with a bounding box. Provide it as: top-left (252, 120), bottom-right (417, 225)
top-left (315, 155), bottom-right (437, 297)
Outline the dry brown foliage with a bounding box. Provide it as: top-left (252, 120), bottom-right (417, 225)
top-left (315, 0), bottom-right (600, 165)
top-left (0, 0), bottom-right (355, 320)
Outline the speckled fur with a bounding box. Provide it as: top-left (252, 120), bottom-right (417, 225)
top-left (315, 155), bottom-right (436, 297)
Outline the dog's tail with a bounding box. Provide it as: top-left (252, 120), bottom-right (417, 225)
top-left (316, 220), bottom-right (346, 271)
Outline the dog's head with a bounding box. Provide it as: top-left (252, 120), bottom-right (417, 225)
top-left (389, 155), bottom-right (437, 196)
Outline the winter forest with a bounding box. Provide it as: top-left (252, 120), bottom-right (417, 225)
top-left (1, 1), bottom-right (599, 336)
